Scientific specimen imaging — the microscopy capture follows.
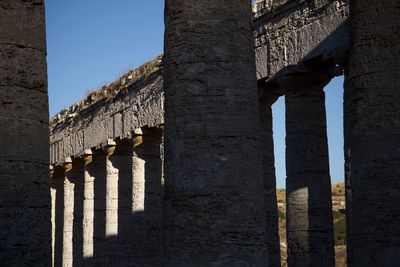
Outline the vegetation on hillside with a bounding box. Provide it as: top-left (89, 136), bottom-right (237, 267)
top-left (277, 183), bottom-right (346, 266)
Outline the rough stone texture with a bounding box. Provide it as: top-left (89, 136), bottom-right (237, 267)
top-left (258, 83), bottom-right (281, 267)
top-left (82, 155), bottom-right (95, 260)
top-left (163, 0), bottom-right (267, 265)
top-left (0, 0), bottom-right (51, 265)
top-left (342, 69), bottom-right (353, 265)
top-left (51, 167), bottom-right (65, 267)
top-left (86, 153), bottom-right (107, 266)
top-left (49, 1), bottom-right (350, 166)
top-left (129, 133), bottom-right (163, 266)
top-left (346, 0), bottom-right (400, 265)
top-left (104, 144), bottom-right (132, 266)
top-left (50, 71), bottom-right (164, 165)
top-left (62, 163), bottom-right (75, 267)
top-left (281, 72), bottom-right (335, 267)
top-left (47, 1), bottom-right (356, 265)
top-left (254, 0), bottom-right (349, 81)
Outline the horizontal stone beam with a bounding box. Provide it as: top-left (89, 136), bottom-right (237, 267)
top-left (50, 0), bottom-right (349, 165)
top-left (254, 0), bottom-right (349, 80)
top-left (50, 71), bottom-right (164, 165)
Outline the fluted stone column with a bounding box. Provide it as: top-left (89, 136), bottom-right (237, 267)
top-left (164, 0), bottom-right (267, 265)
top-left (347, 0), bottom-right (400, 265)
top-left (0, 1), bottom-right (50, 264)
top-left (130, 132), bottom-right (163, 266)
top-left (259, 83), bottom-right (281, 267)
top-left (280, 72), bottom-right (335, 267)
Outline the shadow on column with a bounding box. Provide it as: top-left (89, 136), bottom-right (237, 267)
top-left (70, 160), bottom-right (85, 266)
top-left (132, 133), bottom-right (163, 266)
top-left (91, 153), bottom-right (107, 265)
top-left (80, 130), bottom-right (162, 266)
top-left (52, 166), bottom-right (65, 267)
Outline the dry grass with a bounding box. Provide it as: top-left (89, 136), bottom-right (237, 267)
top-left (277, 183), bottom-right (347, 266)
top-left (51, 55), bottom-right (162, 125)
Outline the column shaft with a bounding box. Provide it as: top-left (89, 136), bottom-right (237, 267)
top-left (52, 167), bottom-right (65, 267)
top-left (106, 147), bottom-right (119, 239)
top-left (343, 69), bottom-right (353, 265)
top-left (92, 153), bottom-right (107, 265)
top-left (0, 1), bottom-right (50, 264)
top-left (131, 134), bottom-right (163, 266)
top-left (259, 88), bottom-right (281, 267)
top-left (63, 163), bottom-right (74, 267)
top-left (164, 1), bottom-right (267, 265)
top-left (283, 73), bottom-right (335, 267)
top-left (106, 143), bottom-right (134, 265)
top-left (347, 0), bottom-right (400, 264)
top-left (83, 155), bottom-right (95, 260)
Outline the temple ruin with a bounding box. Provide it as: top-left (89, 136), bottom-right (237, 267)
top-left (1, 0), bottom-right (399, 266)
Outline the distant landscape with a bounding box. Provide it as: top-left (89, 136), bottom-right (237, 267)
top-left (277, 183), bottom-right (346, 267)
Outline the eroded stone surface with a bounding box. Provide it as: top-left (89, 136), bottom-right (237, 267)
top-left (0, 1), bottom-right (51, 265)
top-left (346, 0), bottom-right (400, 265)
top-left (49, 1), bottom-right (349, 165)
top-left (281, 72), bottom-right (335, 267)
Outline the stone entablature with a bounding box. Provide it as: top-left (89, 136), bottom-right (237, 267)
top-left (50, 66), bottom-right (164, 165)
top-left (254, 0), bottom-right (349, 80)
top-left (50, 0), bottom-right (349, 165)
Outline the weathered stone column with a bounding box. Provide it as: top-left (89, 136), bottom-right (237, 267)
top-left (105, 141), bottom-right (134, 266)
top-left (164, 1), bottom-right (267, 265)
top-left (92, 152), bottom-right (107, 265)
top-left (62, 159), bottom-right (84, 267)
top-left (82, 150), bottom-right (96, 261)
top-left (347, 0), bottom-right (400, 265)
top-left (280, 71), bottom-right (335, 267)
top-left (259, 83), bottom-right (281, 267)
top-left (342, 69), bottom-right (353, 265)
top-left (62, 160), bottom-right (74, 267)
top-left (105, 144), bottom-right (119, 241)
top-left (51, 166), bottom-right (65, 267)
top-left (0, 1), bottom-right (51, 264)
top-left (130, 130), bottom-right (163, 266)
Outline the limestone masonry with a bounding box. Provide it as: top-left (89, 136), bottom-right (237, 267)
top-left (50, 0), bottom-right (349, 166)
top-left (2, 0), bottom-right (399, 266)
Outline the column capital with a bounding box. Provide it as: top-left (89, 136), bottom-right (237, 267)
top-left (258, 81), bottom-right (282, 106)
top-left (276, 64), bottom-right (341, 91)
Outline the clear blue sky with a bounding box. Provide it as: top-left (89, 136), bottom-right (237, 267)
top-left (46, 0), bottom-right (345, 188)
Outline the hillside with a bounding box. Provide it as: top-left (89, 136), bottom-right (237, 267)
top-left (277, 183), bottom-right (346, 267)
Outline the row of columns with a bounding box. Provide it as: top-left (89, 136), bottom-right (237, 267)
top-left (51, 130), bottom-right (162, 266)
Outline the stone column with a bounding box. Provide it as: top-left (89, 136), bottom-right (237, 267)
top-left (51, 166), bottom-right (65, 267)
top-left (0, 1), bottom-right (50, 265)
top-left (62, 159), bottom-right (85, 267)
top-left (259, 83), bottom-right (281, 267)
top-left (62, 161), bottom-right (75, 267)
top-left (342, 69), bottom-right (353, 265)
top-left (105, 141), bottom-right (134, 266)
top-left (164, 1), bottom-right (267, 265)
top-left (347, 0), bottom-right (400, 265)
top-left (105, 144), bottom-right (119, 240)
top-left (130, 131), bottom-right (163, 266)
top-left (82, 151), bottom-right (96, 261)
top-left (92, 152), bottom-right (107, 265)
top-left (280, 71), bottom-right (335, 267)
